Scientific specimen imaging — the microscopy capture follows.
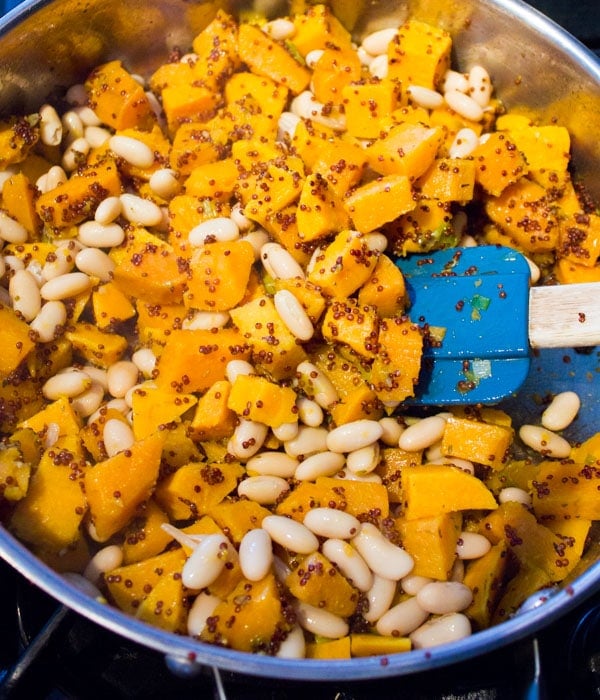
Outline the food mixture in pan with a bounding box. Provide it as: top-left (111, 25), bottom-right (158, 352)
top-left (0, 3), bottom-right (599, 659)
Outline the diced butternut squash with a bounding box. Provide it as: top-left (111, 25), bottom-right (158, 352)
top-left (92, 281), bottom-right (136, 329)
top-left (343, 79), bottom-right (400, 139)
top-left (311, 45), bottom-right (362, 107)
top-left (122, 500), bottom-right (173, 564)
top-left (184, 159), bottom-right (239, 200)
top-left (2, 172), bottom-right (41, 236)
top-left (162, 84), bottom-right (220, 133)
top-left (367, 123), bottom-right (443, 180)
top-left (321, 298), bottom-right (379, 358)
top-left (441, 416), bottom-right (514, 471)
top-left (306, 637), bottom-right (352, 659)
top-left (131, 383), bottom-right (198, 440)
top-left (463, 540), bottom-right (510, 629)
top-left (19, 396), bottom-right (82, 439)
top-left (292, 4), bottom-right (353, 56)
top-left (296, 173), bottom-right (350, 242)
top-left (350, 634), bottom-right (411, 657)
top-left (376, 446), bottom-right (422, 503)
top-left (558, 212), bottom-right (600, 268)
top-left (531, 460), bottom-right (600, 521)
top-left (65, 323), bottom-right (128, 369)
top-left (189, 379), bottom-right (237, 441)
top-left (344, 174), bottom-right (414, 233)
top-left (358, 254), bottom-right (407, 317)
top-left (0, 443), bottom-right (32, 502)
top-left (227, 374), bottom-right (297, 428)
top-left (396, 512), bottom-right (462, 580)
top-left (417, 157), bottom-right (476, 203)
top-left (471, 132), bottom-right (527, 196)
top-left (208, 499), bottom-right (271, 543)
top-left (0, 304), bottom-right (36, 377)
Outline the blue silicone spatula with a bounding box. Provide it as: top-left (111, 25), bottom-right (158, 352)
top-left (396, 245), bottom-right (600, 405)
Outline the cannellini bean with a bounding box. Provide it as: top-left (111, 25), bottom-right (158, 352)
top-left (356, 46), bottom-right (374, 67)
top-left (83, 544), bottom-right (123, 583)
top-left (225, 359), bottom-right (255, 383)
top-left (352, 523), bottom-right (414, 581)
top-left (107, 361), bottom-right (139, 399)
top-left (246, 451), bottom-right (298, 478)
top-left (227, 419), bottom-right (268, 459)
top-left (295, 601), bottom-right (349, 639)
top-left (442, 69), bottom-right (470, 94)
top-left (62, 136), bottom-right (90, 171)
top-left (406, 85), bottom-right (444, 110)
top-left (149, 168), bottom-right (180, 199)
top-left (290, 91), bottom-right (346, 130)
top-left (277, 111), bottom-right (301, 141)
top-left (63, 572), bottom-right (104, 600)
top-left (109, 134), bottom-right (155, 168)
top-left (65, 83), bottom-right (87, 106)
top-left (401, 574), bottom-right (434, 596)
top-left (61, 110), bottom-right (84, 143)
top-left (445, 89), bottom-right (485, 122)
top-left (305, 49), bottom-right (324, 69)
top-left (427, 457), bottom-right (475, 474)
top-left (261, 515), bottom-right (319, 554)
top-left (261, 242), bottom-right (305, 280)
top-left (272, 554), bottom-right (292, 584)
top-left (43, 369), bottom-right (91, 400)
top-left (188, 217), bottom-right (240, 245)
top-left (296, 361), bottom-right (338, 408)
top-left (40, 272), bottom-right (92, 301)
top-left (187, 592), bottom-right (221, 637)
top-left (361, 27), bottom-right (398, 55)
top-left (71, 381), bottom-right (105, 418)
top-left (519, 424), bottom-right (571, 458)
top-left (94, 197), bottom-right (123, 225)
top-left (75, 105), bottom-right (102, 127)
top-left (376, 596), bottom-right (429, 637)
top-left (449, 127), bottom-right (479, 158)
top-left (75, 247), bottom-right (115, 282)
top-left (326, 419), bottom-right (383, 454)
top-left (467, 65), bottom-right (492, 107)
top-left (39, 104), bottom-right (63, 146)
top-left (81, 365), bottom-right (108, 390)
top-left (0, 211), bottom-right (28, 243)
top-left (182, 310), bottom-right (230, 331)
top-left (294, 450), bottom-right (345, 481)
top-left (9, 270), bottom-right (41, 321)
top-left (103, 418), bottom-right (135, 457)
top-left (456, 532), bottom-right (492, 560)
top-left (43, 422), bottom-right (61, 449)
top-left (276, 625), bottom-right (306, 659)
top-left (42, 246), bottom-right (77, 281)
top-left (321, 538), bottom-right (373, 592)
top-left (379, 417), bottom-right (404, 446)
top-left (182, 534), bottom-right (232, 589)
top-left (410, 612), bottom-right (471, 649)
top-left (29, 300), bottom-right (67, 342)
top-left (284, 426), bottom-right (329, 458)
top-left (84, 125), bottom-right (111, 148)
top-left (303, 508), bottom-right (361, 540)
top-left (120, 193), bottom-right (163, 227)
top-left (296, 396), bottom-right (324, 428)
top-left (161, 523), bottom-right (203, 550)
top-left (274, 289), bottom-right (314, 341)
top-left (416, 581), bottom-right (473, 614)
top-left (131, 348), bottom-right (157, 378)
top-left (239, 528), bottom-right (273, 580)
top-left (263, 17), bottom-right (296, 40)
top-left (498, 486), bottom-right (532, 506)
top-left (398, 415), bottom-right (447, 451)
top-left (4, 255), bottom-right (24, 272)
top-left (271, 421), bottom-right (299, 442)
top-left (336, 469), bottom-right (382, 484)
top-left (345, 442), bottom-right (380, 475)
top-left (365, 232), bottom-right (388, 253)
top-left (368, 54), bottom-right (388, 79)
top-left (237, 475), bottom-right (289, 504)
top-left (541, 391), bottom-right (580, 431)
top-left (363, 575), bottom-right (397, 623)
top-left (230, 203), bottom-right (252, 231)
top-left (526, 255), bottom-right (541, 284)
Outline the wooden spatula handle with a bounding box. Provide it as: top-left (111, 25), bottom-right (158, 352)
top-left (529, 283), bottom-right (600, 348)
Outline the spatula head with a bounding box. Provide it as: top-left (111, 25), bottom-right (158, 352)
top-left (396, 246), bottom-right (532, 405)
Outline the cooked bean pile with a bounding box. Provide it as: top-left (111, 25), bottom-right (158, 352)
top-left (0, 5), bottom-right (599, 660)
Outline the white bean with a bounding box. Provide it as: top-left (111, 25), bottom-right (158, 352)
top-left (296, 361), bottom-right (338, 408)
top-left (518, 424), bottom-right (571, 458)
top-left (109, 135), bottom-right (155, 169)
top-left (294, 450), bottom-right (344, 481)
top-left (40, 272), bottom-right (91, 301)
top-left (39, 104), bottom-right (63, 146)
top-left (182, 534), bottom-right (232, 589)
top-left (227, 419), bottom-right (268, 459)
top-left (120, 193), bottom-right (163, 227)
top-left (345, 442), bottom-right (380, 475)
top-left (274, 289), bottom-right (314, 341)
top-left (29, 300), bottom-right (67, 342)
top-left (442, 69), bottom-right (470, 94)
top-left (456, 532), bottom-right (492, 560)
top-left (363, 575), bottom-right (397, 623)
top-left (284, 426), bottom-right (329, 458)
top-left (368, 54), bottom-right (389, 79)
top-left (9, 270), bottom-right (41, 321)
top-left (131, 348), bottom-right (157, 378)
top-left (409, 612), bottom-right (471, 649)
top-left (272, 421), bottom-right (299, 442)
top-left (444, 89), bottom-right (484, 122)
top-left (230, 203), bottom-right (252, 231)
top-left (376, 596), bottom-right (429, 637)
top-left (75, 105), bottom-right (102, 127)
top-left (378, 417), bottom-right (404, 446)
top-left (277, 111), bottom-right (301, 141)
top-left (75, 247), bottom-right (115, 282)
top-left (541, 391), bottom-right (580, 431)
top-left (361, 27), bottom-right (398, 55)
top-left (357, 46), bottom-right (374, 67)
top-left (81, 365), bottom-right (108, 390)
top-left (71, 381), bottom-right (105, 418)
top-left (295, 601), bottom-right (349, 639)
top-left (263, 17), bottom-right (296, 40)
top-left (103, 418), bottom-right (135, 457)
top-left (296, 396), bottom-right (323, 428)
top-left (305, 49), bottom-right (324, 69)
top-left (321, 538), bottom-right (373, 592)
top-left (352, 522), bottom-right (414, 581)
top-left (246, 451), bottom-right (298, 478)
top-left (336, 469), bottom-right (382, 485)
top-left (43, 369), bottom-right (91, 400)
top-left (187, 592), bottom-right (221, 637)
top-left (83, 544), bottom-right (123, 583)
top-left (406, 85), bottom-right (444, 110)
top-left (498, 486), bottom-right (532, 507)
top-left (365, 232), bottom-right (388, 253)
top-left (398, 415), bottom-right (447, 452)
top-left (61, 110), bottom-right (84, 143)
top-left (401, 574), bottom-right (434, 596)
top-left (62, 136), bottom-right (90, 171)
top-left (0, 211), bottom-right (28, 244)
top-left (149, 168), bottom-right (180, 199)
top-left (62, 573), bottom-right (104, 600)
top-left (416, 581), bottom-right (473, 614)
top-left (449, 127), bottom-right (480, 158)
top-left (107, 361), bottom-right (139, 399)
top-left (260, 242), bottom-right (305, 280)
top-left (42, 246), bottom-right (77, 281)
top-left (427, 457), bottom-right (475, 475)
top-left (303, 508), bottom-right (360, 540)
top-left (261, 515), bottom-right (318, 554)
top-left (239, 528), bottom-right (273, 581)
top-left (65, 83), bottom-right (88, 106)
top-left (94, 197), bottom-right (123, 226)
top-left (276, 625), bottom-right (306, 659)
top-left (4, 255), bottom-right (24, 273)
top-left (85, 125), bottom-right (111, 148)
top-left (188, 217), bottom-right (240, 246)
top-left (289, 91), bottom-right (346, 131)
top-left (326, 419), bottom-right (383, 454)
top-left (467, 65), bottom-right (492, 107)
top-left (225, 359), bottom-right (255, 383)
top-left (237, 475), bottom-right (289, 504)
